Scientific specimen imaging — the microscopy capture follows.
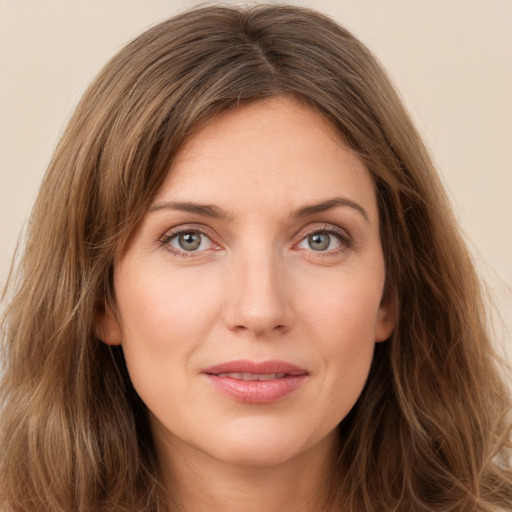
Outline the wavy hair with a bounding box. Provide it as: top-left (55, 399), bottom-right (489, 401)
top-left (1, 4), bottom-right (511, 511)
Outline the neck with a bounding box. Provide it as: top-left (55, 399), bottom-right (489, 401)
top-left (155, 430), bottom-right (339, 512)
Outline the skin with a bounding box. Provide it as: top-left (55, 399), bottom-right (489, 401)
top-left (97, 96), bottom-right (395, 511)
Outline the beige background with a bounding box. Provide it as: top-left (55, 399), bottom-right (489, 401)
top-left (1, 0), bottom-right (511, 359)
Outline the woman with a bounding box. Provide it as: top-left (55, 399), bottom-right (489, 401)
top-left (0, 4), bottom-right (510, 511)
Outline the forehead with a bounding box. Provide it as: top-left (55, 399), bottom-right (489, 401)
top-left (153, 97), bottom-right (378, 221)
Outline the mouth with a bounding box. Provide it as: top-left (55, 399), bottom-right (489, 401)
top-left (202, 360), bottom-right (308, 404)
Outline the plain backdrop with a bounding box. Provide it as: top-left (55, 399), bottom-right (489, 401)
top-left (1, 0), bottom-right (511, 360)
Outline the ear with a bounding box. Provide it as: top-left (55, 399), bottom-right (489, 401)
top-left (94, 305), bottom-right (122, 346)
top-left (374, 292), bottom-right (396, 343)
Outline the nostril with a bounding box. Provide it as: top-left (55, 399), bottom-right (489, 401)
top-left (232, 323), bottom-right (286, 334)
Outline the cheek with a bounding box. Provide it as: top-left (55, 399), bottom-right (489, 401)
top-left (113, 262), bottom-right (222, 395)
top-left (299, 270), bottom-right (383, 415)
top-left (300, 264), bottom-right (384, 345)
top-left (116, 262), bottom-right (219, 343)
top-left (322, 288), bottom-right (378, 375)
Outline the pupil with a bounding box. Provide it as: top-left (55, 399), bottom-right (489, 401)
top-left (309, 233), bottom-right (330, 251)
top-left (179, 232), bottom-right (201, 251)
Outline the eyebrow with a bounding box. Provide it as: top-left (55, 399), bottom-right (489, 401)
top-left (293, 196), bottom-right (370, 222)
top-left (149, 196), bottom-right (369, 223)
top-left (149, 201), bottom-right (234, 221)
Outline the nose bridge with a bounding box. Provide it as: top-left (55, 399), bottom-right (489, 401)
top-left (226, 240), bottom-right (292, 336)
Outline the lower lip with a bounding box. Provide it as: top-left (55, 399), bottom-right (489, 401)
top-left (204, 374), bottom-right (307, 404)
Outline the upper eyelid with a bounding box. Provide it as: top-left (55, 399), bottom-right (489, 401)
top-left (160, 224), bottom-right (217, 241)
top-left (160, 221), bottom-right (348, 235)
top-left (293, 222), bottom-right (351, 240)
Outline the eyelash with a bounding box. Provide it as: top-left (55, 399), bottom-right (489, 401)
top-left (158, 223), bottom-right (352, 258)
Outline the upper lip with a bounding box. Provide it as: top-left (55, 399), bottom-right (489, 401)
top-left (202, 360), bottom-right (308, 376)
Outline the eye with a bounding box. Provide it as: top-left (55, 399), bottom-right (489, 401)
top-left (295, 229), bottom-right (348, 253)
top-left (164, 230), bottom-right (215, 253)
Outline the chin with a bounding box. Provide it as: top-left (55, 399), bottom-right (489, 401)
top-left (201, 421), bottom-right (333, 469)
top-left (209, 438), bottom-right (306, 468)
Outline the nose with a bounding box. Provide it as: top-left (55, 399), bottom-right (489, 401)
top-left (223, 250), bottom-right (294, 337)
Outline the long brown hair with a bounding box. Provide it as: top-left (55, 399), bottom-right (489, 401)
top-left (1, 5), bottom-right (510, 511)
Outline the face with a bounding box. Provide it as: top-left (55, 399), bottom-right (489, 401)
top-left (98, 97), bottom-right (394, 470)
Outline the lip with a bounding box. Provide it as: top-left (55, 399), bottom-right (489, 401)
top-left (202, 360), bottom-right (308, 404)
